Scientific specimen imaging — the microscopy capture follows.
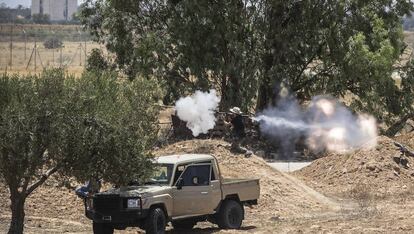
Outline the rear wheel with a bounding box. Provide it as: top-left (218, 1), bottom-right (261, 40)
top-left (145, 207), bottom-right (166, 234)
top-left (172, 219), bottom-right (196, 230)
top-left (216, 200), bottom-right (244, 229)
top-left (93, 222), bottom-right (114, 234)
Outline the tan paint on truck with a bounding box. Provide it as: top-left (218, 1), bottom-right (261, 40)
top-left (138, 154), bottom-right (260, 220)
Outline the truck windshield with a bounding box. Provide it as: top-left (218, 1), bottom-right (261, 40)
top-left (145, 164), bottom-right (174, 185)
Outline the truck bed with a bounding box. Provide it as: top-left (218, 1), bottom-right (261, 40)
top-left (221, 178), bottom-right (260, 203)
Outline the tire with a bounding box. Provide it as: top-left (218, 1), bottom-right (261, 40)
top-left (216, 200), bottom-right (244, 229)
top-left (172, 219), bottom-right (196, 230)
top-left (93, 222), bottom-right (114, 234)
top-left (145, 207), bottom-right (166, 234)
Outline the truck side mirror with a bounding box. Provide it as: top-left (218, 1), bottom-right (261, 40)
top-left (176, 178), bottom-right (183, 190)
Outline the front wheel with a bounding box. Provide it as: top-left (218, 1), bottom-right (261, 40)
top-left (93, 222), bottom-right (114, 234)
top-left (145, 207), bottom-right (166, 234)
top-left (216, 200), bottom-right (244, 229)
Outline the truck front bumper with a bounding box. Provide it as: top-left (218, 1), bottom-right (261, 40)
top-left (86, 208), bottom-right (149, 224)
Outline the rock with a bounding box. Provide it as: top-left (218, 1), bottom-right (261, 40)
top-left (393, 155), bottom-right (401, 164)
top-left (393, 165), bottom-right (401, 173)
top-left (366, 163), bottom-right (376, 171)
top-left (269, 216), bottom-right (280, 221)
top-left (401, 119), bottom-right (414, 134)
top-left (245, 150), bottom-right (253, 158)
top-left (394, 170), bottom-right (400, 177)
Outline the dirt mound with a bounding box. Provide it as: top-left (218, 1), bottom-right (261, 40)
top-left (395, 131), bottom-right (414, 149)
top-left (296, 136), bottom-right (414, 196)
top-left (155, 139), bottom-right (331, 220)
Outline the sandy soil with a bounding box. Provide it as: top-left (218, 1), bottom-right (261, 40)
top-left (1, 138), bottom-right (414, 233)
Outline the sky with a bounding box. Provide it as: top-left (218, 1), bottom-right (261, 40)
top-left (0, 0), bottom-right (86, 8)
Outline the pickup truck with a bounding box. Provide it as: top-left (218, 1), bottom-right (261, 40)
top-left (82, 154), bottom-right (260, 234)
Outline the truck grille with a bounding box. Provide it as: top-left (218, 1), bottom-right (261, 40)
top-left (93, 195), bottom-right (122, 214)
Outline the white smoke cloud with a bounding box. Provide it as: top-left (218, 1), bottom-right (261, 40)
top-left (175, 89), bottom-right (220, 137)
top-left (255, 94), bottom-right (377, 156)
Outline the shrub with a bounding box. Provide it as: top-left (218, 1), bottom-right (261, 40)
top-left (44, 37), bottom-right (63, 49)
top-left (86, 48), bottom-right (110, 72)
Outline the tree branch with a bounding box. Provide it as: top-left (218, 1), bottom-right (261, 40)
top-left (25, 166), bottom-right (60, 197)
top-left (22, 148), bottom-right (47, 193)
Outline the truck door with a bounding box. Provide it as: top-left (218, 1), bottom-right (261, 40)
top-left (172, 163), bottom-right (216, 217)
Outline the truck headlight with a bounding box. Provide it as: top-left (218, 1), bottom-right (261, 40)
top-left (127, 198), bottom-right (140, 208)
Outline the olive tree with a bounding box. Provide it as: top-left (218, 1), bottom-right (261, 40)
top-left (79, 0), bottom-right (263, 111)
top-left (0, 69), bottom-right (161, 234)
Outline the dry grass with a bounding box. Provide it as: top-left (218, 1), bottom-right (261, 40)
top-left (347, 183), bottom-right (379, 217)
top-left (0, 41), bottom-right (104, 76)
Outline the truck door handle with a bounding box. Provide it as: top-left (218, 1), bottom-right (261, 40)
top-left (201, 191), bottom-right (208, 195)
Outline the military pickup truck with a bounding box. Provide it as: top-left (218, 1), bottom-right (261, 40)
top-left (82, 154), bottom-right (260, 234)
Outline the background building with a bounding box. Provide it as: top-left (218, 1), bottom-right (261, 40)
top-left (31, 0), bottom-right (78, 21)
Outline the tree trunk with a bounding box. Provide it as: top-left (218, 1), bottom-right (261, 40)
top-left (256, 77), bottom-right (272, 111)
top-left (8, 192), bottom-right (26, 234)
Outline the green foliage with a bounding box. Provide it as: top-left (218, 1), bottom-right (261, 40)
top-left (32, 13), bottom-right (51, 24)
top-left (43, 37), bottom-right (63, 49)
top-left (79, 0), bottom-right (261, 110)
top-left (0, 69), bottom-right (161, 192)
top-left (166, 0), bottom-right (262, 111)
top-left (61, 72), bottom-right (161, 184)
top-left (80, 0), bottom-right (414, 125)
top-left (0, 5), bottom-right (31, 23)
top-left (86, 48), bottom-right (110, 72)
top-left (0, 69), bottom-right (161, 232)
top-left (257, 0), bottom-right (414, 124)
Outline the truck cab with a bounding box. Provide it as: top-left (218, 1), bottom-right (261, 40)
top-left (83, 154), bottom-right (260, 234)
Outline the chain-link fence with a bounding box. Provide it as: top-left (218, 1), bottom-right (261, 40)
top-left (0, 24), bottom-right (105, 75)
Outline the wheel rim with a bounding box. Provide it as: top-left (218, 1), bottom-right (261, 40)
top-left (228, 207), bottom-right (241, 226)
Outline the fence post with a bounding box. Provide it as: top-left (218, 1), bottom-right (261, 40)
top-left (23, 29), bottom-right (27, 62)
top-left (34, 37), bottom-right (37, 72)
top-left (9, 24), bottom-right (13, 69)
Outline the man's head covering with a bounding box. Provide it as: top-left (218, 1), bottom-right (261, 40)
top-left (229, 107), bottom-right (242, 115)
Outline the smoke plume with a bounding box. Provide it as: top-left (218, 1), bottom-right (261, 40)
top-left (255, 87), bottom-right (377, 156)
top-left (175, 89), bottom-right (220, 137)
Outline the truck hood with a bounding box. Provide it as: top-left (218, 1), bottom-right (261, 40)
top-left (97, 185), bottom-right (170, 198)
